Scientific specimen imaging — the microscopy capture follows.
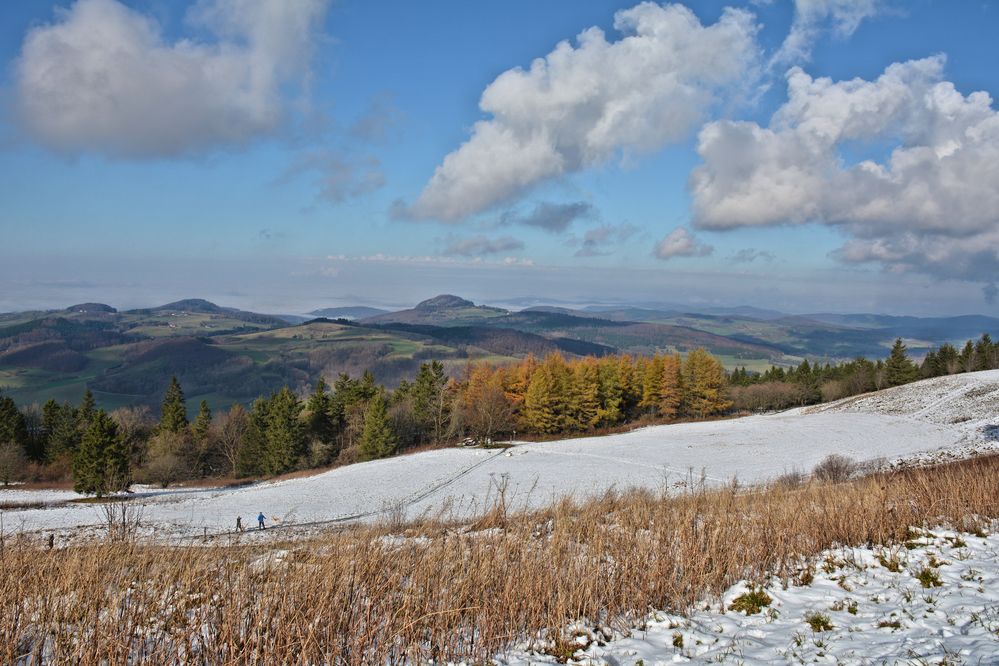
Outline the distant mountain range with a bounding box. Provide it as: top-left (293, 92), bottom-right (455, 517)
top-left (2, 294), bottom-right (997, 415)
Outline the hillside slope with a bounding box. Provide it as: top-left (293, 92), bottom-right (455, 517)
top-left (5, 371), bottom-right (997, 540)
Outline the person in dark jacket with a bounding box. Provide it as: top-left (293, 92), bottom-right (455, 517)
top-left (236, 516), bottom-right (243, 532)
top-left (257, 512), bottom-right (266, 529)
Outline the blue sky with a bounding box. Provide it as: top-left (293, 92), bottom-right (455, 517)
top-left (1, 0), bottom-right (997, 316)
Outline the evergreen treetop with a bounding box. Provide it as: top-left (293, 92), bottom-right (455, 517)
top-left (73, 409), bottom-right (130, 497)
top-left (192, 400), bottom-right (212, 442)
top-left (885, 338), bottom-right (917, 387)
top-left (358, 390), bottom-right (397, 461)
top-left (160, 376), bottom-right (189, 434)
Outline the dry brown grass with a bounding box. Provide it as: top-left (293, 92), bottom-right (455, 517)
top-left (2, 455), bottom-right (997, 664)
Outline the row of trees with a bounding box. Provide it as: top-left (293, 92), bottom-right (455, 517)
top-left (728, 334), bottom-right (999, 411)
top-left (0, 350), bottom-right (730, 491)
top-left (2, 334), bottom-right (996, 493)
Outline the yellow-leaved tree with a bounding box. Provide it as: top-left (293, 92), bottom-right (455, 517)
top-left (659, 354), bottom-right (683, 420)
top-left (682, 348), bottom-right (731, 418)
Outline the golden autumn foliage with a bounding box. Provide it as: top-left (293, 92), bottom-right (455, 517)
top-left (451, 348), bottom-right (732, 438)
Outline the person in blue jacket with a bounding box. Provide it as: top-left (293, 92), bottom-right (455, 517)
top-left (257, 512), bottom-right (266, 529)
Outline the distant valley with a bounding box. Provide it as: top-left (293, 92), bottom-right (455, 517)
top-left (2, 294), bottom-right (997, 414)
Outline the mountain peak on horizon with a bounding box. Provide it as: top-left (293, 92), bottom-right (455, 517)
top-left (414, 294), bottom-right (477, 311)
top-left (66, 302), bottom-right (117, 314)
top-left (154, 298), bottom-right (224, 312)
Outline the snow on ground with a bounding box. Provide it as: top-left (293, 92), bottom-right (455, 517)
top-left (498, 526), bottom-right (999, 665)
top-left (2, 371), bottom-right (998, 541)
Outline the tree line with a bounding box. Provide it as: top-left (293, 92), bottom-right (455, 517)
top-left (0, 350), bottom-right (729, 492)
top-left (0, 334), bottom-right (994, 493)
top-left (728, 334), bottom-right (999, 411)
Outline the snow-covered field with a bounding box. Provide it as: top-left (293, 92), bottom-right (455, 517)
top-left (2, 370), bottom-right (998, 541)
top-left (499, 526), bottom-right (999, 665)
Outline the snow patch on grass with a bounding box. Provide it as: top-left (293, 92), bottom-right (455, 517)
top-left (499, 526), bottom-right (999, 664)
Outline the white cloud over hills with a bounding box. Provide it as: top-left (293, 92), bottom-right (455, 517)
top-left (14, 0), bottom-right (328, 158)
top-left (691, 55), bottom-right (999, 289)
top-left (655, 226), bottom-right (713, 260)
top-left (409, 2), bottom-right (761, 221)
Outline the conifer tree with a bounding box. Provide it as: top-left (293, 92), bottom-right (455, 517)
top-left (682, 348), bottom-right (732, 418)
top-left (885, 338), bottom-right (917, 387)
top-left (44, 401), bottom-right (81, 461)
top-left (73, 410), bottom-right (129, 497)
top-left (974, 333), bottom-right (995, 371)
top-left (236, 398), bottom-right (270, 477)
top-left (358, 390), bottom-right (397, 461)
top-left (159, 376), bottom-right (189, 433)
top-left (506, 355), bottom-right (538, 409)
top-left (616, 355), bottom-right (641, 419)
top-left (595, 360), bottom-right (623, 426)
top-left (639, 355), bottom-right (665, 415)
top-left (959, 341), bottom-right (975, 373)
top-left (78, 388), bottom-right (97, 426)
top-left (262, 387), bottom-right (305, 475)
top-left (0, 395), bottom-right (29, 455)
top-left (192, 400), bottom-right (212, 443)
top-left (523, 355), bottom-right (569, 433)
top-left (305, 377), bottom-right (336, 444)
top-left (659, 354), bottom-right (683, 420)
top-left (569, 360), bottom-right (600, 431)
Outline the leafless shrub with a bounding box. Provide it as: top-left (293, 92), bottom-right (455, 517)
top-left (772, 468), bottom-right (806, 489)
top-left (0, 441), bottom-right (27, 486)
top-left (812, 454), bottom-right (857, 483)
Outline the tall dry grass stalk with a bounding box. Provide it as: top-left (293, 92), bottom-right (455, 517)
top-left (2, 455), bottom-right (997, 664)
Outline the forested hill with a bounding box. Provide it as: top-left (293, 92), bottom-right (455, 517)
top-left (2, 295), bottom-right (997, 414)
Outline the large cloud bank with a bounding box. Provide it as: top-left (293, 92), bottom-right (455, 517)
top-left (14, 0), bottom-right (328, 158)
top-left (691, 55), bottom-right (999, 287)
top-left (409, 2), bottom-right (760, 221)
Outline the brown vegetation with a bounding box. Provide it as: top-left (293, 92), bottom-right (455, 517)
top-left (2, 454), bottom-right (996, 664)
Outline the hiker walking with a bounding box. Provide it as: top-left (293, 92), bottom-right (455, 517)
top-left (257, 512), bottom-right (266, 529)
top-left (236, 516), bottom-right (243, 532)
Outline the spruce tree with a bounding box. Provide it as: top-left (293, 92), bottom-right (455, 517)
top-left (0, 395), bottom-right (28, 452)
top-left (885, 338), bottom-right (917, 387)
top-left (73, 410), bottom-right (129, 497)
top-left (305, 377), bottom-right (336, 444)
top-left (45, 401), bottom-right (82, 461)
top-left (974, 334), bottom-right (995, 371)
top-left (358, 390), bottom-right (397, 461)
top-left (159, 376), bottom-right (189, 434)
top-left (959, 341), bottom-right (975, 373)
top-left (236, 398), bottom-right (270, 477)
top-left (262, 387), bottom-right (306, 475)
top-left (192, 400), bottom-right (212, 442)
top-left (78, 388), bottom-right (97, 426)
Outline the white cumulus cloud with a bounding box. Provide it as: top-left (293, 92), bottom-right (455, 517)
top-left (773, 0), bottom-right (884, 65)
top-left (409, 2), bottom-right (760, 221)
top-left (14, 0), bottom-right (329, 158)
top-left (691, 55), bottom-right (999, 288)
top-left (654, 227), bottom-right (714, 260)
